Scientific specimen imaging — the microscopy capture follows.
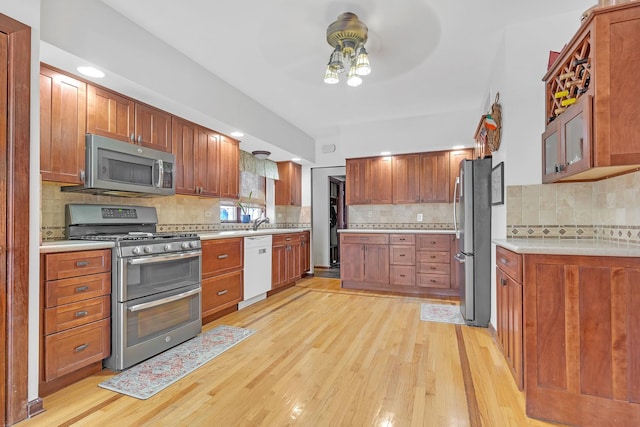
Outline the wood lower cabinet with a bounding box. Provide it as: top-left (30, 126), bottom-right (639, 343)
top-left (389, 234), bottom-right (415, 287)
top-left (340, 233), bottom-right (389, 287)
top-left (40, 65), bottom-right (86, 184)
top-left (201, 238), bottom-right (243, 323)
top-left (271, 233), bottom-right (302, 290)
top-left (416, 234), bottom-right (456, 297)
top-left (40, 249), bottom-right (112, 396)
top-left (300, 231), bottom-right (311, 274)
top-left (495, 246), bottom-right (523, 390)
top-left (509, 250), bottom-right (640, 426)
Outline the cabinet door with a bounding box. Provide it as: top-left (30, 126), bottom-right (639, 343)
top-left (300, 232), bottom-right (310, 273)
top-left (288, 242), bottom-right (301, 280)
top-left (134, 103), bottom-right (172, 153)
top-left (496, 268), bottom-right (510, 363)
top-left (367, 157), bottom-right (393, 204)
top-left (271, 244), bottom-right (287, 288)
top-left (291, 163), bottom-right (302, 206)
top-left (392, 154), bottom-right (421, 204)
top-left (420, 152), bottom-right (449, 203)
top-left (219, 136), bottom-right (240, 199)
top-left (40, 66), bottom-right (86, 184)
top-left (340, 243), bottom-right (364, 281)
top-left (542, 124), bottom-right (561, 183)
top-left (172, 116), bottom-right (198, 195)
top-left (449, 149), bottom-right (473, 202)
top-left (196, 127), bottom-right (220, 197)
top-left (561, 95), bottom-right (592, 178)
top-left (363, 244), bottom-right (389, 284)
top-left (345, 158), bottom-right (368, 205)
top-left (275, 161), bottom-right (302, 206)
top-left (86, 85), bottom-right (134, 142)
top-left (509, 278), bottom-right (523, 390)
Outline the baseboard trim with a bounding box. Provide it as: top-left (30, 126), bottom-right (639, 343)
top-left (27, 398), bottom-right (45, 418)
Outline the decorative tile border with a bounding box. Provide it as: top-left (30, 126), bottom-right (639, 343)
top-left (507, 224), bottom-right (640, 245)
top-left (348, 223), bottom-right (455, 230)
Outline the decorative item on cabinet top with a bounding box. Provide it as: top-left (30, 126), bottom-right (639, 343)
top-left (474, 92), bottom-right (502, 158)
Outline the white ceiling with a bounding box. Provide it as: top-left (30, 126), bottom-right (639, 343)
top-left (94, 0), bottom-right (591, 163)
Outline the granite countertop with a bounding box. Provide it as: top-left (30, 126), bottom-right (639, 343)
top-left (40, 228), bottom-right (312, 252)
top-left (493, 238), bottom-right (640, 257)
top-left (338, 229), bottom-right (455, 235)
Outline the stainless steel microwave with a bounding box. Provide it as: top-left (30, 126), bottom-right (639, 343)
top-left (62, 134), bottom-right (176, 197)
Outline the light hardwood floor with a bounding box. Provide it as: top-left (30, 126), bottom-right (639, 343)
top-left (19, 277), bottom-right (566, 427)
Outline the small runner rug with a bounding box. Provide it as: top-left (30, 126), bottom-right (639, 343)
top-left (420, 303), bottom-right (465, 325)
top-left (99, 325), bottom-right (255, 399)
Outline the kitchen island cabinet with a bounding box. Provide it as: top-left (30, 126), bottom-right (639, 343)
top-left (40, 249), bottom-right (111, 396)
top-left (201, 238), bottom-right (243, 323)
top-left (494, 239), bottom-right (640, 426)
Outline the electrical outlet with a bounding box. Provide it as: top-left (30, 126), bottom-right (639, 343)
top-left (368, 210), bottom-right (373, 218)
top-left (417, 213), bottom-right (423, 222)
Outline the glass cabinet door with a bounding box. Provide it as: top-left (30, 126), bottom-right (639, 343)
top-left (562, 95), bottom-right (592, 177)
top-left (542, 125), bottom-right (560, 183)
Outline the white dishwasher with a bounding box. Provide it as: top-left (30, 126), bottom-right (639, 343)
top-left (239, 234), bottom-right (273, 309)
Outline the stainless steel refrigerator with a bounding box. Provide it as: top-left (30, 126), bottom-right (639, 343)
top-left (453, 158), bottom-right (492, 327)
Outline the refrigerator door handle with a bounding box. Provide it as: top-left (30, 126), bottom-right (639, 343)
top-left (454, 252), bottom-right (465, 263)
top-left (453, 176), bottom-right (460, 239)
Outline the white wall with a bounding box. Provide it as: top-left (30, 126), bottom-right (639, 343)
top-left (487, 9), bottom-right (589, 328)
top-left (0, 0), bottom-right (41, 404)
top-left (39, 0), bottom-right (315, 163)
top-left (311, 167), bottom-right (346, 267)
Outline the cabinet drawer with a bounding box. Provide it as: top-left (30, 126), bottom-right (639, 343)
top-left (390, 234), bottom-right (415, 245)
top-left (44, 295), bottom-right (110, 335)
top-left (416, 251), bottom-right (450, 264)
top-left (417, 262), bottom-right (450, 275)
top-left (390, 246), bottom-right (415, 265)
top-left (340, 233), bottom-right (388, 245)
top-left (202, 238), bottom-right (243, 276)
top-left (496, 246), bottom-right (523, 282)
top-left (273, 233), bottom-right (301, 246)
top-left (45, 272), bottom-right (111, 308)
top-left (201, 270), bottom-right (243, 316)
top-left (44, 318), bottom-right (110, 382)
top-left (416, 235), bottom-right (451, 251)
top-left (390, 266), bottom-right (415, 286)
top-left (45, 249), bottom-right (111, 280)
top-left (417, 274), bottom-right (450, 288)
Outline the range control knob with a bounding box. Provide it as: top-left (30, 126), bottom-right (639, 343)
top-left (189, 241), bottom-right (199, 249)
top-left (132, 247), bottom-right (142, 255)
top-left (144, 246), bottom-right (153, 254)
top-left (181, 242), bottom-right (190, 250)
top-left (164, 244), bottom-right (172, 252)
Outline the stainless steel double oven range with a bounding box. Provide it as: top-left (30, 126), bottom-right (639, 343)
top-left (66, 204), bottom-right (202, 371)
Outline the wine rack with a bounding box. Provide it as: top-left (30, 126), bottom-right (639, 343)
top-left (545, 35), bottom-right (591, 124)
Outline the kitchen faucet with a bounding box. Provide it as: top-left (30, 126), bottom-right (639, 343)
top-left (252, 215), bottom-right (270, 231)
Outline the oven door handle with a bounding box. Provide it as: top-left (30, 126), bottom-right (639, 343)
top-left (127, 287), bottom-right (201, 312)
top-left (127, 250), bottom-right (202, 265)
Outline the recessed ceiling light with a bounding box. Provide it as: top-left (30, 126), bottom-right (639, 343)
top-left (230, 131), bottom-right (244, 137)
top-left (452, 145), bottom-right (465, 149)
top-left (380, 151), bottom-right (391, 155)
top-left (291, 158), bottom-right (301, 161)
top-left (77, 66), bottom-right (105, 78)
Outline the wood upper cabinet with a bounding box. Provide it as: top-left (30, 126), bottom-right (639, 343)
top-left (523, 253), bottom-right (640, 426)
top-left (86, 85), bottom-right (135, 142)
top-left (392, 154), bottom-right (420, 204)
top-left (87, 85), bottom-right (172, 153)
top-left (172, 116), bottom-right (198, 194)
top-left (449, 149), bottom-right (474, 202)
top-left (196, 127), bottom-right (220, 197)
top-left (541, 3), bottom-right (640, 182)
top-left (40, 65), bottom-right (87, 184)
top-left (134, 103), bottom-right (172, 153)
top-left (420, 151), bottom-right (449, 203)
top-left (275, 161), bottom-right (302, 206)
top-left (346, 157), bottom-right (392, 205)
top-left (219, 135), bottom-right (240, 199)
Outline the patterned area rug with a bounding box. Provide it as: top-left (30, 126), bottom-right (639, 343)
top-left (420, 303), bottom-right (465, 325)
top-left (99, 325), bottom-right (255, 399)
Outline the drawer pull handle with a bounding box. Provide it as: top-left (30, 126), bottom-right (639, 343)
top-left (430, 255), bottom-right (436, 259)
top-left (430, 241), bottom-right (437, 245)
top-left (217, 254), bottom-right (228, 259)
top-left (76, 261), bottom-right (89, 267)
top-left (400, 274), bottom-right (406, 278)
top-left (399, 254), bottom-right (405, 257)
top-left (217, 289), bottom-right (228, 296)
top-left (399, 238), bottom-right (406, 241)
top-left (430, 267), bottom-right (436, 270)
top-left (75, 286), bottom-right (89, 293)
top-left (501, 278), bottom-right (507, 286)
top-left (430, 279), bottom-right (436, 283)
top-left (500, 258), bottom-right (510, 265)
top-left (75, 344), bottom-right (89, 352)
top-left (75, 310), bottom-right (89, 318)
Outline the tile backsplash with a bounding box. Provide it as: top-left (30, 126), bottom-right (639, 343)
top-left (348, 203), bottom-right (453, 229)
top-left (41, 182), bottom-right (310, 241)
top-left (506, 169), bottom-right (640, 244)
